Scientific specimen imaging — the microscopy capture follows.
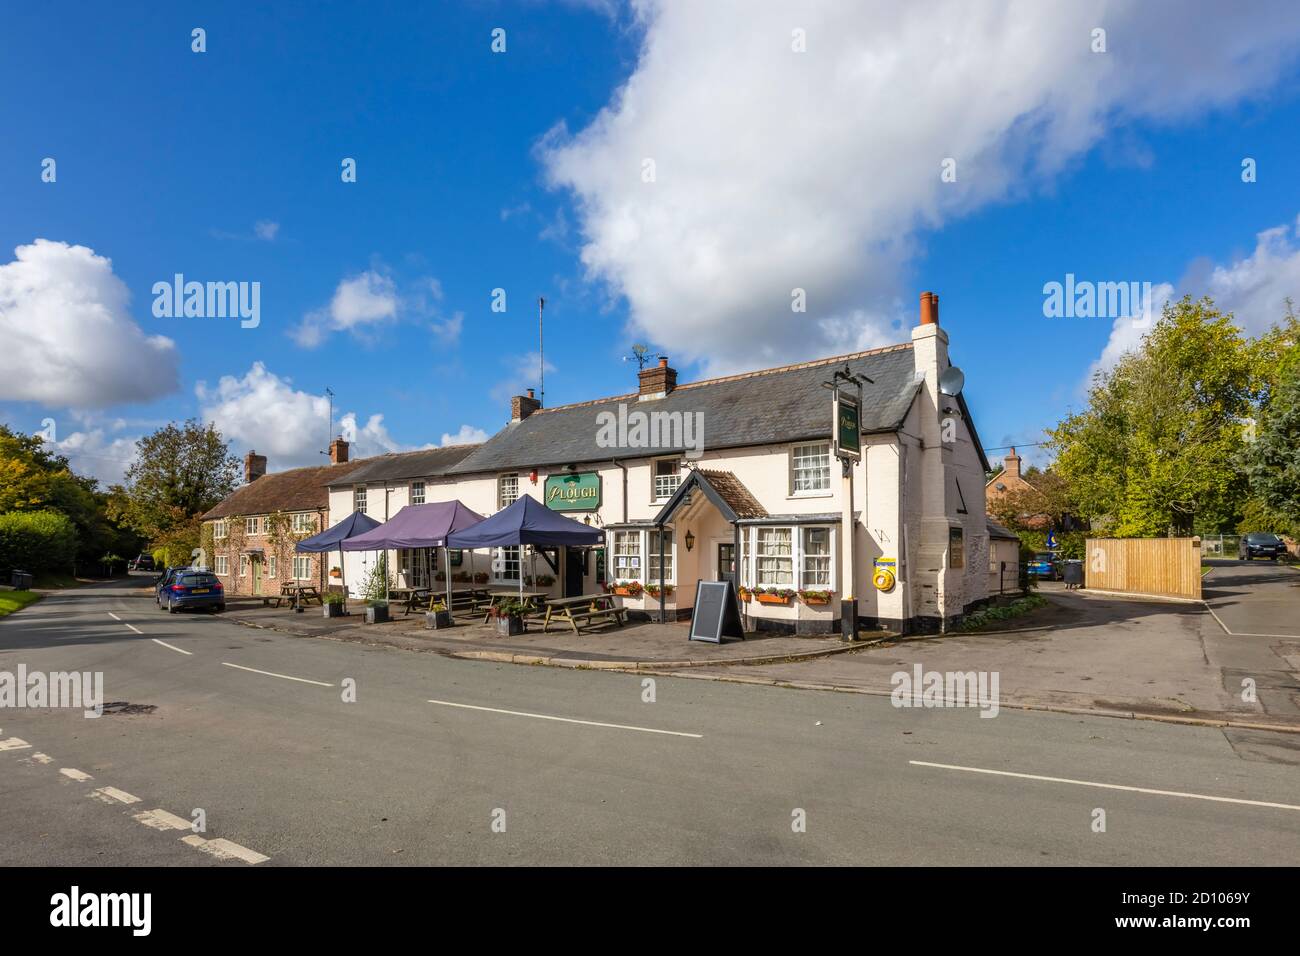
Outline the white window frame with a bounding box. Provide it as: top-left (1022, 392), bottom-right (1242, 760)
top-left (612, 531), bottom-right (642, 582)
top-left (291, 512), bottom-right (314, 533)
top-left (354, 486), bottom-right (368, 514)
top-left (800, 526), bottom-right (833, 589)
top-left (755, 527), bottom-right (794, 587)
top-left (789, 442), bottom-right (832, 496)
top-left (492, 546), bottom-right (521, 582)
top-left (293, 555), bottom-right (312, 580)
top-left (652, 459), bottom-right (681, 502)
top-left (213, 519), bottom-right (228, 540)
top-left (647, 529), bottom-right (675, 584)
top-left (215, 555), bottom-right (229, 576)
top-left (240, 554), bottom-right (249, 577)
top-left (268, 555), bottom-right (277, 579)
top-left (410, 481), bottom-right (426, 506)
top-left (739, 525), bottom-right (837, 592)
top-left (498, 474), bottom-right (520, 509)
top-left (245, 515), bottom-right (263, 536)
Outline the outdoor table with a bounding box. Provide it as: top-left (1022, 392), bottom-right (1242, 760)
top-left (389, 586), bottom-right (434, 616)
top-left (274, 583), bottom-right (322, 609)
top-left (481, 589), bottom-right (550, 624)
top-left (541, 593), bottom-right (628, 634)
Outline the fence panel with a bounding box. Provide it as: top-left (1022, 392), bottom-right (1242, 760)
top-left (1085, 537), bottom-right (1202, 600)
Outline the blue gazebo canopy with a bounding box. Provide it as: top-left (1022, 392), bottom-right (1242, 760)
top-left (446, 495), bottom-right (604, 549)
top-left (295, 511), bottom-right (382, 553)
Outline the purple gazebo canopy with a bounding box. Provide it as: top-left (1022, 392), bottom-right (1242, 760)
top-left (340, 501), bottom-right (485, 551)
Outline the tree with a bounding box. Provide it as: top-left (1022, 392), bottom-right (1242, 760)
top-left (1241, 362), bottom-right (1300, 531)
top-left (109, 420), bottom-right (239, 543)
top-left (987, 467), bottom-right (1079, 531)
top-left (1049, 296), bottom-right (1260, 536)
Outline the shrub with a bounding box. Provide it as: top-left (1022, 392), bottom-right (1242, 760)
top-left (0, 510), bottom-right (78, 575)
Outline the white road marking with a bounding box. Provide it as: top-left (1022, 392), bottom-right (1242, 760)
top-left (221, 662), bottom-right (334, 687)
top-left (152, 638), bottom-right (192, 656)
top-left (107, 612), bottom-right (121, 621)
top-left (910, 760), bottom-right (1300, 812)
top-left (30, 752), bottom-right (54, 764)
top-left (125, 623), bottom-right (142, 634)
top-left (89, 786), bottom-right (141, 805)
top-left (60, 768), bottom-right (93, 781)
top-left (0, 737), bottom-right (32, 751)
top-left (132, 808), bottom-right (192, 831)
top-left (182, 834), bottom-right (269, 865)
top-left (426, 698), bottom-right (704, 738)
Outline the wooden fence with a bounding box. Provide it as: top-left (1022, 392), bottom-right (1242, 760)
top-left (1084, 537), bottom-right (1202, 601)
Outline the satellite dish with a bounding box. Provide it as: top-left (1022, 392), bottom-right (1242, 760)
top-left (939, 365), bottom-right (965, 397)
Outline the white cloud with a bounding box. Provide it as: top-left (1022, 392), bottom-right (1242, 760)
top-left (431, 311), bottom-right (464, 346)
top-left (197, 362), bottom-right (410, 470)
top-left (440, 424), bottom-right (489, 446)
top-left (490, 351), bottom-right (557, 405)
top-left (291, 270), bottom-right (400, 347)
top-left (0, 239), bottom-right (180, 407)
top-left (253, 220), bottom-right (280, 241)
top-left (1086, 282), bottom-right (1175, 384)
top-left (47, 428), bottom-right (140, 487)
top-left (542, 0), bottom-right (1300, 374)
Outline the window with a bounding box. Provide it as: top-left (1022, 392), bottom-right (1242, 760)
top-left (791, 442), bottom-right (831, 494)
top-left (801, 527), bottom-right (832, 588)
top-left (291, 513), bottom-right (315, 533)
top-left (268, 555), bottom-right (277, 578)
top-left (648, 529), bottom-right (674, 583)
top-left (498, 474), bottom-right (519, 509)
top-left (613, 531), bottom-right (641, 581)
top-left (399, 549), bottom-right (433, 588)
top-left (354, 486), bottom-right (368, 514)
top-left (492, 546), bottom-right (521, 582)
top-left (215, 555), bottom-right (229, 576)
top-left (240, 554), bottom-right (249, 577)
top-left (213, 519), bottom-right (228, 539)
top-left (411, 481), bottom-right (425, 505)
top-left (653, 459), bottom-right (681, 501)
top-left (293, 555), bottom-right (312, 580)
top-left (245, 516), bottom-right (263, 535)
top-left (756, 528), bottom-right (794, 586)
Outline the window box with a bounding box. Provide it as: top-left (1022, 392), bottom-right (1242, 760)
top-left (329, 566), bottom-right (342, 579)
top-left (754, 588), bottom-right (795, 605)
top-left (612, 581), bottom-right (643, 597)
top-left (798, 589), bottom-right (834, 606)
top-left (738, 586), bottom-right (753, 602)
top-left (645, 583), bottom-right (674, 598)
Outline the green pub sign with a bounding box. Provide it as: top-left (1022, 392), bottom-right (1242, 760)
top-left (834, 390), bottom-right (861, 461)
top-left (544, 472), bottom-right (602, 512)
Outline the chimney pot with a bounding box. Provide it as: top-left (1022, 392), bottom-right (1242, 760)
top-left (527, 388), bottom-right (535, 399)
top-left (658, 356), bottom-right (668, 368)
top-left (639, 357), bottom-right (677, 398)
top-left (919, 291), bottom-right (939, 326)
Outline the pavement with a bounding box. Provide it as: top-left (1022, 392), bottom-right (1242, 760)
top-left (2, 573), bottom-right (1299, 865)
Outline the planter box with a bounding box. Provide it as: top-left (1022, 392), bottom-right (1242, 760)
top-left (323, 602), bottom-right (346, 618)
top-left (425, 610), bottom-right (452, 630)
top-left (494, 615), bottom-right (524, 637)
top-left (756, 594), bottom-right (792, 606)
top-left (365, 604), bottom-right (390, 624)
top-left (612, 587), bottom-right (642, 598)
top-left (802, 597), bottom-right (832, 607)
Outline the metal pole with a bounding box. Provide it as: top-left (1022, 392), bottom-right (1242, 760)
top-left (840, 456), bottom-right (856, 642)
top-left (658, 529), bottom-right (666, 623)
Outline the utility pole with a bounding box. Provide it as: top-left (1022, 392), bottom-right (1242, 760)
top-left (824, 366), bottom-right (870, 642)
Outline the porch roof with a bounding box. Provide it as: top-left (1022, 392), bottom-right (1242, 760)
top-left (653, 468), bottom-right (768, 526)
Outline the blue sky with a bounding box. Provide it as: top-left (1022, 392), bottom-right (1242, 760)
top-left (3, 1), bottom-right (1300, 483)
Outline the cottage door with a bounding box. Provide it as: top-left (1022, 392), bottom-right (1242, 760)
top-left (251, 556), bottom-right (262, 595)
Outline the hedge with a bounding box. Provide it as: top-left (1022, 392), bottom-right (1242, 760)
top-left (0, 510), bottom-right (78, 575)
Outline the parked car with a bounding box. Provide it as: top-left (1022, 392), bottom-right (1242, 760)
top-left (1026, 552), bottom-right (1063, 581)
top-left (128, 554), bottom-right (155, 572)
top-left (154, 567), bottom-right (188, 606)
top-left (160, 570), bottom-right (225, 613)
top-left (1239, 533), bottom-right (1286, 561)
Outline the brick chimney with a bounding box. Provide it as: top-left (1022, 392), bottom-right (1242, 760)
top-left (329, 437), bottom-right (349, 464)
top-left (511, 388), bottom-right (542, 422)
top-left (1003, 446), bottom-right (1021, 480)
top-left (244, 450), bottom-right (267, 483)
top-left (638, 356), bottom-right (677, 400)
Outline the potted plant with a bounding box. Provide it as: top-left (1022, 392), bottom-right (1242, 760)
top-left (798, 589), bottom-right (834, 606)
top-left (329, 566), bottom-right (342, 579)
top-left (737, 585), bottom-right (753, 602)
top-left (323, 592), bottom-right (347, 618)
top-left (424, 599), bottom-right (452, 630)
top-left (472, 571), bottom-right (490, 585)
top-left (612, 580), bottom-right (643, 597)
top-left (645, 583), bottom-right (675, 598)
top-left (756, 587), bottom-right (795, 605)
top-left (535, 574), bottom-right (555, 587)
top-left (364, 600), bottom-right (390, 624)
top-left (488, 599), bottom-right (528, 636)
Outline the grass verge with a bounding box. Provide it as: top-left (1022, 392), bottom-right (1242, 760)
top-left (0, 590), bottom-right (42, 617)
top-left (959, 593), bottom-right (1049, 632)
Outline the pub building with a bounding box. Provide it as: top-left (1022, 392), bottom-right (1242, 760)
top-left (207, 290), bottom-right (995, 634)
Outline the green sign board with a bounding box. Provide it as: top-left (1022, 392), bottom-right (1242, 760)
top-left (834, 390), bottom-right (861, 460)
top-left (544, 472), bottom-right (602, 511)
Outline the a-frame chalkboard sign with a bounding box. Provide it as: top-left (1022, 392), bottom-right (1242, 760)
top-left (689, 579), bottom-right (746, 643)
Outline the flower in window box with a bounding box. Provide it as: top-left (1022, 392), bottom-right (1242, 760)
top-left (645, 584), bottom-right (675, 598)
top-left (737, 586), bottom-right (753, 602)
top-left (329, 566), bottom-right (342, 578)
top-left (756, 587), bottom-right (795, 605)
top-left (612, 580), bottom-right (643, 597)
top-left (798, 589), bottom-right (834, 606)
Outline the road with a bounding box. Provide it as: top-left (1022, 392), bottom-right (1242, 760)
top-left (2, 575), bottom-right (1298, 866)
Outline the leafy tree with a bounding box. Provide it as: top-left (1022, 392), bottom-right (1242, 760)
top-left (987, 466), bottom-right (1078, 531)
top-left (1050, 296), bottom-right (1259, 536)
top-left (1241, 361), bottom-right (1300, 531)
top-left (109, 420), bottom-right (239, 542)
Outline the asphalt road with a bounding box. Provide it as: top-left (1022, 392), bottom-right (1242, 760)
top-left (2, 575), bottom-right (1299, 866)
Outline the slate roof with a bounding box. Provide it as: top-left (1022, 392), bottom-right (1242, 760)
top-left (323, 444), bottom-right (481, 488)
top-left (202, 461), bottom-right (365, 520)
top-left (451, 344), bottom-right (922, 474)
top-left (986, 518), bottom-right (1020, 541)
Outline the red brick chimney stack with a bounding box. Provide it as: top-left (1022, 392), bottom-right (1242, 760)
top-left (329, 437), bottom-right (349, 465)
top-left (244, 451), bottom-right (267, 483)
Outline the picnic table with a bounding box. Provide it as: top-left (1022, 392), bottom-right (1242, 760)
top-left (541, 593), bottom-right (628, 634)
top-left (273, 582), bottom-right (322, 609)
top-left (481, 589), bottom-right (550, 625)
top-left (389, 586), bottom-right (434, 616)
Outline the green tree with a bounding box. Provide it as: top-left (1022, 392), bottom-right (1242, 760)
top-left (109, 420), bottom-right (239, 543)
top-left (1241, 362), bottom-right (1300, 531)
top-left (1050, 296), bottom-right (1259, 536)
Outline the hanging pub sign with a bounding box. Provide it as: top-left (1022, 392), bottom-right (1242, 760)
top-left (832, 389), bottom-right (861, 461)
top-left (544, 471), bottom-right (602, 512)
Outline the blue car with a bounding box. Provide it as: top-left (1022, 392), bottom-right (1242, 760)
top-left (160, 570), bottom-right (225, 613)
top-left (1026, 552), bottom-right (1062, 581)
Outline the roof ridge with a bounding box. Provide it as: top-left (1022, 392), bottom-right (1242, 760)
top-left (529, 342), bottom-right (914, 415)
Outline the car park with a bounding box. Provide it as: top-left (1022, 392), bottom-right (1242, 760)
top-left (1027, 552), bottom-right (1063, 581)
top-left (1239, 532), bottom-right (1286, 561)
top-left (160, 570), bottom-right (225, 613)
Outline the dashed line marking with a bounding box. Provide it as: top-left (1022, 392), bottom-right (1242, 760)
top-left (30, 752), bottom-right (54, 764)
top-left (132, 808), bottom-right (192, 831)
top-left (108, 612), bottom-right (121, 621)
top-left (221, 662), bottom-right (333, 687)
top-left (426, 698), bottom-right (704, 738)
top-left (0, 737), bottom-right (32, 752)
top-left (60, 768), bottom-right (93, 782)
top-left (182, 835), bottom-right (269, 865)
top-left (89, 786), bottom-right (141, 805)
top-left (152, 638), bottom-right (192, 656)
top-left (909, 760), bottom-right (1300, 812)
